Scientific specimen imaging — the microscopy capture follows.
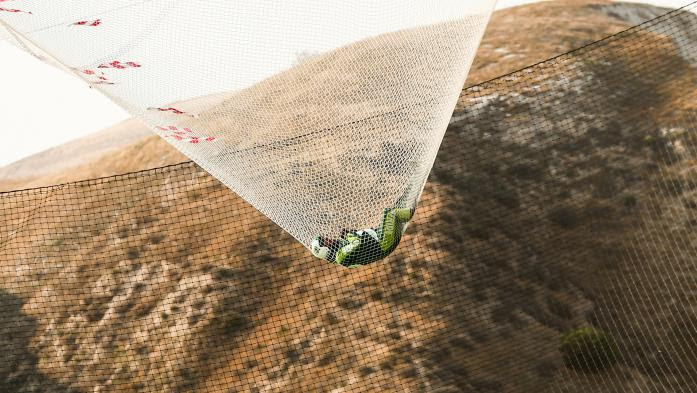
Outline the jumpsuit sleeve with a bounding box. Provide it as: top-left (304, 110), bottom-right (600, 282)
top-left (335, 233), bottom-right (361, 265)
top-left (378, 207), bottom-right (414, 252)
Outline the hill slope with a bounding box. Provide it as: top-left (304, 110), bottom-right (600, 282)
top-left (2, 1), bottom-right (697, 393)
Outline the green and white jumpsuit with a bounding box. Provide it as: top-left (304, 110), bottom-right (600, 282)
top-left (311, 207), bottom-right (414, 267)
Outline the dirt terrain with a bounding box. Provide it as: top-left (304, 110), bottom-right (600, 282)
top-left (2, 1), bottom-right (697, 392)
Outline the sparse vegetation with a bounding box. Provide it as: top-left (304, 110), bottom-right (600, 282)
top-left (149, 233), bottom-right (165, 244)
top-left (591, 173), bottom-right (617, 198)
top-left (582, 201), bottom-right (616, 221)
top-left (118, 226), bottom-right (130, 239)
top-left (219, 313), bottom-right (248, 336)
top-left (127, 247), bottom-right (140, 260)
top-left (3, 3), bottom-right (697, 392)
top-left (338, 298), bottom-right (365, 310)
top-left (658, 176), bottom-right (684, 196)
top-left (188, 190), bottom-right (203, 200)
top-left (622, 194), bottom-right (638, 208)
top-left (548, 205), bottom-right (581, 228)
top-left (508, 162), bottom-right (545, 181)
top-left (560, 327), bottom-right (619, 372)
top-left (547, 294), bottom-right (573, 319)
top-left (359, 366), bottom-right (376, 377)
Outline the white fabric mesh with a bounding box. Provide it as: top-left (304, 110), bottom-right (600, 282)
top-left (0, 1), bottom-right (494, 256)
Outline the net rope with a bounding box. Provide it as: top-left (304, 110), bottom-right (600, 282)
top-left (3, 1), bottom-right (697, 392)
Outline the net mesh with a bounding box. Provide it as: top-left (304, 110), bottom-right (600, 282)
top-left (0, 1), bottom-right (496, 265)
top-left (3, 1), bottom-right (697, 393)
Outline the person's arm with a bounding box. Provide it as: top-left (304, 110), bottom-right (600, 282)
top-left (378, 207), bottom-right (413, 252)
top-left (335, 233), bottom-right (361, 265)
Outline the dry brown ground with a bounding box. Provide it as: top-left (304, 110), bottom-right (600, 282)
top-left (2, 1), bottom-right (697, 392)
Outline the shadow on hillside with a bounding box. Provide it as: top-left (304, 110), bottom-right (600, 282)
top-left (0, 288), bottom-right (77, 393)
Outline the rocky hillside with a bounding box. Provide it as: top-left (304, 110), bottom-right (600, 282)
top-left (2, 1), bottom-right (697, 393)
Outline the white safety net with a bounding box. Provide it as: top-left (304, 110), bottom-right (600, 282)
top-left (0, 0), bottom-right (495, 265)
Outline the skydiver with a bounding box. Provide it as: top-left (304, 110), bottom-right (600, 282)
top-left (311, 206), bottom-right (414, 268)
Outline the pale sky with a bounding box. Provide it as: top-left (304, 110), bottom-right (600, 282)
top-left (0, 0), bottom-right (691, 167)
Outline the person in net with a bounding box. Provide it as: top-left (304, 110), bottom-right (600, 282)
top-left (311, 206), bottom-right (414, 268)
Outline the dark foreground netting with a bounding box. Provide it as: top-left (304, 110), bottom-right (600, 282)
top-left (4, 3), bottom-right (697, 393)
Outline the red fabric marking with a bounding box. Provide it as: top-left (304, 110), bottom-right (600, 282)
top-left (0, 7), bottom-right (32, 14)
top-left (73, 19), bottom-right (101, 26)
top-left (75, 68), bottom-right (114, 85)
top-left (147, 107), bottom-right (192, 117)
top-left (98, 60), bottom-right (141, 69)
top-left (156, 125), bottom-right (217, 144)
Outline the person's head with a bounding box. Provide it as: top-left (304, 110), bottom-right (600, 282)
top-left (311, 235), bottom-right (331, 260)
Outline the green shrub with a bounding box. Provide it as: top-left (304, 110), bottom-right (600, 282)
top-left (560, 327), bottom-right (618, 372)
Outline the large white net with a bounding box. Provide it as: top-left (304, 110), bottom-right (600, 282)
top-left (0, 1), bottom-right (495, 265)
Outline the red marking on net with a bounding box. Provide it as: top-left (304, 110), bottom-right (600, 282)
top-left (73, 19), bottom-right (101, 27)
top-left (156, 125), bottom-right (217, 144)
top-left (147, 107), bottom-right (196, 118)
top-left (98, 60), bottom-right (141, 69)
top-left (0, 7), bottom-right (32, 14)
top-left (72, 68), bottom-right (115, 85)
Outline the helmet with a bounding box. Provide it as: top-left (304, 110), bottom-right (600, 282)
top-left (311, 235), bottom-right (330, 260)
